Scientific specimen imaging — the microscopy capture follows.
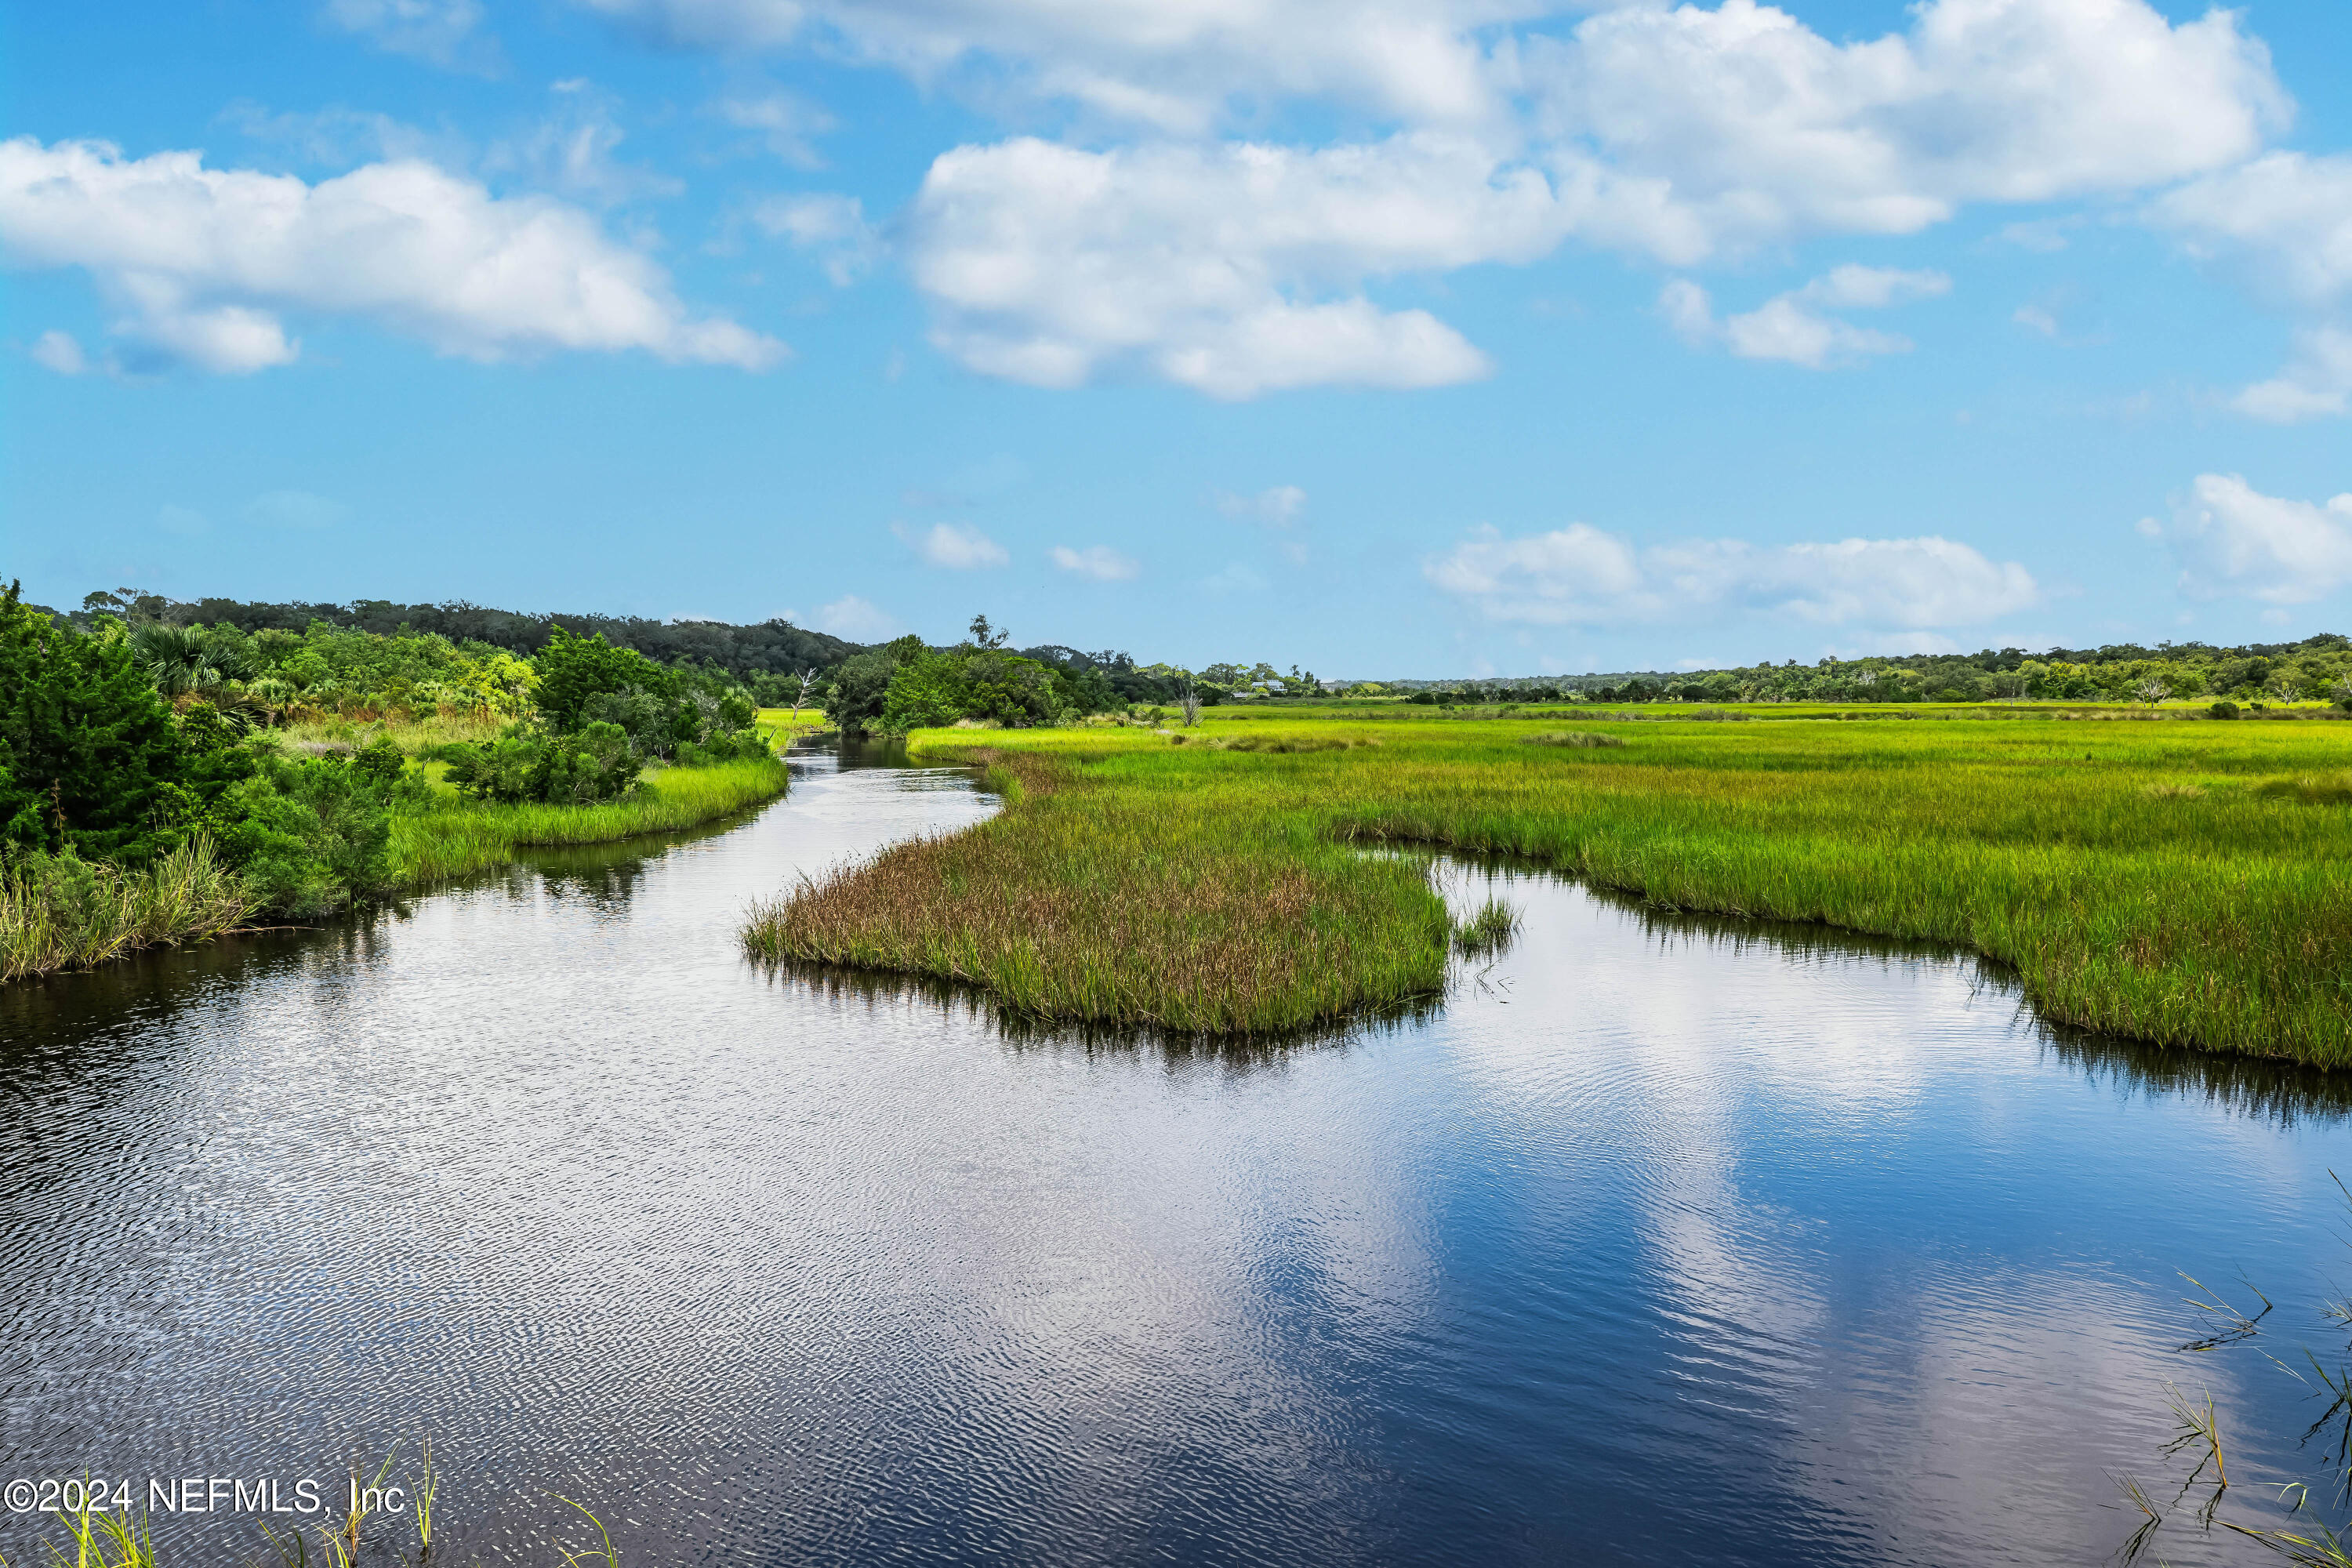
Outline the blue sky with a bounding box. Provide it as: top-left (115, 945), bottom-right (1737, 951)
top-left (4, 0), bottom-right (2349, 676)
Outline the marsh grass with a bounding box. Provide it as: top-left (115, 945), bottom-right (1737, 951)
top-left (1523, 731), bottom-right (1626, 749)
top-left (1454, 896), bottom-right (1522, 955)
top-left (393, 757), bottom-right (789, 884)
top-left (747, 709), bottom-right (2352, 1063)
top-left (0, 838), bottom-right (258, 981)
top-left (744, 748), bottom-right (1450, 1033)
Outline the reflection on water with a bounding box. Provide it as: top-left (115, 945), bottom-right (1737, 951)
top-left (2, 742), bottom-right (2347, 1567)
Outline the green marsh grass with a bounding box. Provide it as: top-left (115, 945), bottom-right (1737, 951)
top-left (393, 756), bottom-right (789, 884)
top-left (1, 837), bottom-right (258, 981)
top-left (745, 710), bottom-right (2352, 1062)
top-left (1454, 895), bottom-right (1522, 955)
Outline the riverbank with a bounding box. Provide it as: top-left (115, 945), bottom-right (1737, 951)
top-left (393, 754), bottom-right (789, 884)
top-left (3, 754), bottom-right (790, 982)
top-left (743, 711), bottom-right (2352, 1063)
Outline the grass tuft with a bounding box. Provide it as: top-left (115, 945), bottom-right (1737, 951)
top-left (1454, 895), bottom-right (1522, 955)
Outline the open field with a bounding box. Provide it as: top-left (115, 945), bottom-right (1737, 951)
top-left (746, 706), bottom-right (2352, 1063)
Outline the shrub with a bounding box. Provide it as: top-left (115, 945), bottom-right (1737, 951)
top-left (442, 723), bottom-right (642, 805)
top-left (0, 583), bottom-right (189, 863)
top-left (2209, 701), bottom-right (2241, 719)
top-left (212, 750), bottom-right (399, 916)
top-left (533, 626), bottom-right (677, 731)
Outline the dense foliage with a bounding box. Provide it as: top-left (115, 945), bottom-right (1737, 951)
top-left (824, 620), bottom-right (1136, 735)
top-left (71, 590), bottom-right (855, 684)
top-left (2, 589), bottom-right (789, 975)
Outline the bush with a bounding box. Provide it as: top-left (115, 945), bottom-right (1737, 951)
top-left (0, 583), bottom-right (189, 863)
top-left (533, 626), bottom-right (676, 732)
top-left (2210, 701), bottom-right (2241, 719)
top-left (212, 750), bottom-right (399, 917)
top-left (442, 723), bottom-right (642, 805)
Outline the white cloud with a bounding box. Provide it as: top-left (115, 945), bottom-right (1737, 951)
top-left (29, 329), bottom-right (87, 375)
top-left (815, 593), bottom-right (904, 640)
top-left (2142, 473), bottom-right (2352, 604)
top-left (572, 0), bottom-right (1513, 133)
top-left (753, 193), bottom-right (882, 285)
top-left (483, 81), bottom-right (682, 205)
top-left (2013, 305), bottom-right (2060, 339)
top-left (897, 521), bottom-right (1010, 569)
top-left (867, 0), bottom-right (2276, 397)
top-left (908, 134), bottom-right (1518, 397)
top-left (216, 102), bottom-right (461, 170)
top-left (1214, 485), bottom-right (1306, 526)
top-left (2153, 153), bottom-right (2352, 313)
top-left (0, 137), bottom-right (782, 375)
top-left (2235, 327), bottom-right (2352, 423)
top-left (2152, 154), bottom-right (2352, 420)
top-left (322, 0), bottom-right (499, 72)
top-left (713, 92), bottom-right (838, 169)
top-left (1662, 265), bottom-right (1947, 368)
top-left (1048, 543), bottom-right (1141, 580)
top-left (1425, 524), bottom-right (2038, 629)
top-left (1530, 0), bottom-right (2286, 263)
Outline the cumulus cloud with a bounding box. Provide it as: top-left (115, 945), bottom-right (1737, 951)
top-left (859, 0), bottom-right (2281, 395)
top-left (815, 593), bottom-right (904, 639)
top-left (1425, 524), bottom-right (2038, 629)
top-left (1048, 543), bottom-right (1141, 580)
top-left (896, 521), bottom-right (1010, 568)
top-left (1214, 485), bottom-right (1306, 526)
top-left (1527, 0), bottom-right (2284, 261)
top-left (0, 137), bottom-right (782, 374)
top-left (2153, 153), bottom-right (2352, 312)
top-left (753, 193), bottom-right (882, 285)
top-left (1664, 265), bottom-right (1948, 367)
top-left (2234, 328), bottom-right (2352, 423)
top-left (908, 134), bottom-right (1523, 397)
top-left (2141, 473), bottom-right (2352, 604)
top-left (322, 0), bottom-right (499, 72)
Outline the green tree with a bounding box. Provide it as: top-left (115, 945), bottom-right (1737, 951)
top-left (0, 583), bottom-right (189, 863)
top-left (532, 626), bottom-right (677, 731)
top-left (826, 636), bottom-right (924, 733)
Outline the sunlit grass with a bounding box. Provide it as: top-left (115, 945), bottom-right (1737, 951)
top-left (746, 708), bottom-right (2352, 1062)
top-left (394, 757), bottom-right (789, 884)
top-left (0, 837), bottom-right (258, 982)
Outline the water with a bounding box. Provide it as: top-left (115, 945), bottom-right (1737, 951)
top-left (5, 741), bottom-right (2350, 1566)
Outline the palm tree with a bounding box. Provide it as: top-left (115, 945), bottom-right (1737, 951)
top-left (129, 622), bottom-right (251, 697)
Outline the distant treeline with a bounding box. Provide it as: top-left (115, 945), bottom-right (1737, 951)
top-left (1371, 633), bottom-right (2352, 706)
top-left (45, 592), bottom-right (1201, 706)
top-left (57, 592), bottom-right (858, 682)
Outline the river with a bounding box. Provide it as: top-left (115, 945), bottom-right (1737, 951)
top-left (4, 739), bottom-right (2348, 1566)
